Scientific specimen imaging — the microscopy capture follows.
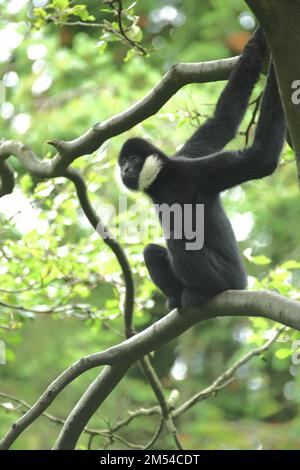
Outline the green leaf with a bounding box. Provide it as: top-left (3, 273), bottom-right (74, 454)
top-left (251, 255), bottom-right (271, 266)
top-left (52, 0), bottom-right (69, 9)
top-left (251, 317), bottom-right (270, 330)
top-left (71, 5), bottom-right (95, 21)
top-left (96, 40), bottom-right (108, 55)
top-left (111, 21), bottom-right (119, 31)
top-left (280, 260), bottom-right (300, 270)
top-left (33, 8), bottom-right (47, 19)
top-left (20, 174), bottom-right (33, 193)
top-left (124, 49), bottom-right (136, 62)
top-left (126, 25), bottom-right (143, 42)
top-left (275, 348), bottom-right (292, 360)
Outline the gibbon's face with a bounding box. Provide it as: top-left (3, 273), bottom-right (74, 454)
top-left (119, 153), bottom-right (145, 190)
top-left (119, 138), bottom-right (164, 192)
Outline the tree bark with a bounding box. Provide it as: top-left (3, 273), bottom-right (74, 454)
top-left (246, 0), bottom-right (300, 181)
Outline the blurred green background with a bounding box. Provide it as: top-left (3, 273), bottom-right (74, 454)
top-left (0, 0), bottom-right (300, 450)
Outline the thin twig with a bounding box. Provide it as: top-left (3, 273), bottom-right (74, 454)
top-left (142, 418), bottom-right (164, 450)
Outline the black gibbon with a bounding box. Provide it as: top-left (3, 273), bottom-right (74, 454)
top-left (118, 28), bottom-right (286, 310)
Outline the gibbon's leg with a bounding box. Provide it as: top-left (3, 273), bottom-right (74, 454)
top-left (190, 63), bottom-right (286, 192)
top-left (177, 27), bottom-right (268, 158)
top-left (143, 243), bottom-right (184, 309)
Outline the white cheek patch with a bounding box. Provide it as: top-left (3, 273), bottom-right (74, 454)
top-left (138, 154), bottom-right (163, 191)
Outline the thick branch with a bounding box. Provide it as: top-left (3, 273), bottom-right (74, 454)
top-left (47, 57), bottom-right (238, 162)
top-left (1, 289), bottom-right (298, 449)
top-left (52, 290), bottom-right (300, 450)
top-left (0, 59), bottom-right (238, 179)
top-left (52, 364), bottom-right (129, 450)
top-left (0, 140), bottom-right (63, 177)
top-left (0, 327), bottom-right (283, 449)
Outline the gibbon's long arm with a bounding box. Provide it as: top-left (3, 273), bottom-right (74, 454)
top-left (191, 63), bottom-right (286, 192)
top-left (177, 27), bottom-right (268, 159)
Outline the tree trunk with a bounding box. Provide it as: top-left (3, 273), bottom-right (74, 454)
top-left (246, 0), bottom-right (300, 182)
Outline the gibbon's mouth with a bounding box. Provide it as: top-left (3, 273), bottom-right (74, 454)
top-left (122, 174), bottom-right (138, 190)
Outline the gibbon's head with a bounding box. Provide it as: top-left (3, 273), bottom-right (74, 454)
top-left (118, 138), bottom-right (166, 192)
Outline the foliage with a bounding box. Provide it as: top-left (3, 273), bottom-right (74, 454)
top-left (0, 0), bottom-right (300, 450)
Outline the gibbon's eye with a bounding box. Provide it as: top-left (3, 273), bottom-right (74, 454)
top-left (132, 156), bottom-right (140, 163)
top-left (121, 160), bottom-right (126, 167)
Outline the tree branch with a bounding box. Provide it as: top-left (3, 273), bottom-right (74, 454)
top-left (63, 168), bottom-right (181, 447)
top-left (62, 167), bottom-right (135, 337)
top-left (0, 327), bottom-right (284, 449)
top-left (0, 391), bottom-right (144, 448)
top-left (51, 290), bottom-right (299, 450)
top-left (1, 289), bottom-right (297, 449)
top-left (0, 58), bottom-right (239, 178)
top-left (47, 57), bottom-right (238, 162)
top-left (52, 363), bottom-right (130, 450)
top-left (0, 159), bottom-right (14, 197)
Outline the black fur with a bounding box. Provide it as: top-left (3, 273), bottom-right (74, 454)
top-left (118, 28), bottom-right (286, 309)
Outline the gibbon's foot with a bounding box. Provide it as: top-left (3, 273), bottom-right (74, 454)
top-left (181, 288), bottom-right (213, 309)
top-left (166, 295), bottom-right (182, 310)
